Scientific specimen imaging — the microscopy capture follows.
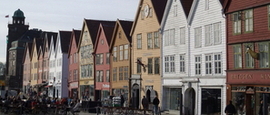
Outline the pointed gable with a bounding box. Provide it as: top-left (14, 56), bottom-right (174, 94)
top-left (110, 19), bottom-right (133, 52)
top-left (93, 22), bottom-right (115, 53)
top-left (59, 31), bottom-right (72, 53)
top-left (23, 42), bottom-right (33, 63)
top-left (68, 29), bottom-right (81, 56)
top-left (130, 0), bottom-right (168, 35)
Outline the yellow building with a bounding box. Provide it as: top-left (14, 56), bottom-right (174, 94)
top-left (130, 0), bottom-right (167, 108)
top-left (30, 38), bottom-right (40, 91)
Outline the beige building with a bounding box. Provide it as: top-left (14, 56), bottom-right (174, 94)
top-left (30, 38), bottom-right (40, 90)
top-left (130, 0), bottom-right (167, 108)
top-left (109, 19), bottom-right (133, 104)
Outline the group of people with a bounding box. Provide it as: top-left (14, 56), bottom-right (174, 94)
top-left (141, 95), bottom-right (160, 115)
top-left (0, 95), bottom-right (81, 115)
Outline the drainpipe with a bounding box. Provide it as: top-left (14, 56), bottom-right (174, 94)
top-left (159, 28), bottom-right (164, 111)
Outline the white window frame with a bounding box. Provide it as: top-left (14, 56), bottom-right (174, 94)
top-left (214, 53), bottom-right (222, 74)
top-left (205, 54), bottom-right (212, 75)
top-left (195, 55), bottom-right (201, 75)
top-left (258, 42), bottom-right (269, 68)
top-left (119, 45), bottom-right (124, 60)
top-left (164, 30), bottom-right (169, 46)
top-left (233, 12), bottom-right (241, 34)
top-left (170, 29), bottom-right (175, 45)
top-left (205, 24), bottom-right (211, 46)
top-left (233, 45), bottom-right (242, 68)
top-left (205, 0), bottom-right (209, 10)
top-left (213, 22), bottom-right (221, 44)
top-left (180, 27), bottom-right (185, 44)
top-left (195, 27), bottom-right (202, 48)
top-left (244, 9), bottom-right (253, 32)
top-left (180, 54), bottom-right (185, 73)
top-left (244, 43), bottom-right (254, 68)
top-left (174, 5), bottom-right (177, 17)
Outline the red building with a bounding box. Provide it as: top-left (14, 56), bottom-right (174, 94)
top-left (93, 22), bottom-right (115, 101)
top-left (224, 0), bottom-right (270, 114)
top-left (68, 29), bottom-right (81, 99)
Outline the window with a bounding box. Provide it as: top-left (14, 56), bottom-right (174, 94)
top-left (205, 0), bottom-right (209, 10)
top-left (164, 30), bottom-right (169, 46)
top-left (233, 12), bottom-right (241, 34)
top-left (195, 55), bottom-right (201, 75)
top-left (106, 70), bottom-right (110, 82)
top-left (170, 29), bottom-right (175, 45)
top-left (205, 55), bottom-right (212, 74)
top-left (137, 34), bottom-right (142, 49)
top-left (113, 46), bottom-right (117, 61)
top-left (195, 27), bottom-right (202, 48)
top-left (119, 45), bottom-right (124, 60)
top-left (180, 27), bottom-right (185, 44)
top-left (124, 66), bottom-right (128, 80)
top-left (96, 70), bottom-right (103, 82)
top-left (258, 42), bottom-right (269, 68)
top-left (73, 70), bottom-right (78, 81)
top-left (233, 45), bottom-right (242, 68)
top-left (174, 5), bottom-right (177, 16)
top-left (213, 22), bottom-right (221, 44)
top-left (180, 55), bottom-right (185, 73)
top-left (244, 9), bottom-right (253, 32)
top-left (148, 58), bottom-right (153, 74)
top-left (205, 24), bottom-right (211, 46)
top-left (81, 64), bottom-right (92, 78)
top-left (147, 33), bottom-right (153, 49)
top-left (154, 57), bottom-right (160, 74)
top-left (106, 53), bottom-right (110, 64)
top-left (119, 31), bottom-right (122, 39)
top-left (244, 43), bottom-right (254, 68)
top-left (154, 32), bottom-right (160, 48)
top-left (164, 55), bottom-right (175, 73)
top-left (214, 54), bottom-right (222, 74)
top-left (119, 67), bottom-right (123, 80)
top-left (137, 58), bottom-right (142, 73)
top-left (96, 54), bottom-right (103, 64)
top-left (124, 44), bottom-right (129, 60)
top-left (113, 67), bottom-right (117, 81)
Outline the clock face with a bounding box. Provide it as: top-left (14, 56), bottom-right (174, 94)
top-left (144, 5), bottom-right (149, 17)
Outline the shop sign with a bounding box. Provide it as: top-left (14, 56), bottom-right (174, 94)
top-left (102, 84), bottom-right (110, 88)
top-left (231, 74), bottom-right (253, 79)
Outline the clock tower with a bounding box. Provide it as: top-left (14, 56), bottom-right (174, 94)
top-left (6, 9), bottom-right (29, 77)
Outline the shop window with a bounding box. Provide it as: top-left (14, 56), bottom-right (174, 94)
top-left (201, 89), bottom-right (221, 114)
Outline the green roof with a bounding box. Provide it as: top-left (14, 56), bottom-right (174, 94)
top-left (13, 9), bottom-right (25, 18)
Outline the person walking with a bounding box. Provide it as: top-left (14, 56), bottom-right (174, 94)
top-left (225, 100), bottom-right (236, 115)
top-left (142, 96), bottom-right (149, 115)
top-left (153, 96), bottom-right (160, 115)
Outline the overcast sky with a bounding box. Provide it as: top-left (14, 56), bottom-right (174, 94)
top-left (0, 0), bottom-right (139, 63)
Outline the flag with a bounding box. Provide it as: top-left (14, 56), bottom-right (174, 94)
top-left (5, 15), bottom-right (9, 18)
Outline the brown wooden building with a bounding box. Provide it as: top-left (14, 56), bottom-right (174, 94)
top-left (224, 0), bottom-right (270, 114)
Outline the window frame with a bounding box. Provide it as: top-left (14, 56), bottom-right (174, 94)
top-left (233, 44), bottom-right (242, 69)
top-left (205, 54), bottom-right (212, 75)
top-left (244, 9), bottom-right (253, 33)
top-left (195, 55), bottom-right (201, 75)
top-left (214, 53), bottom-right (222, 74)
top-left (137, 34), bottom-right (142, 49)
top-left (195, 27), bottom-right (202, 48)
top-left (244, 43), bottom-right (254, 69)
top-left (180, 27), bottom-right (185, 44)
top-left (180, 54), bottom-right (185, 73)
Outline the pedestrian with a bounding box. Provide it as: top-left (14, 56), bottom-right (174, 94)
top-left (120, 94), bottom-right (125, 107)
top-left (153, 96), bottom-right (160, 115)
top-left (224, 100), bottom-right (236, 115)
top-left (142, 96), bottom-right (149, 115)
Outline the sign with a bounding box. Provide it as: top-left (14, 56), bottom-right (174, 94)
top-left (102, 84), bottom-right (110, 88)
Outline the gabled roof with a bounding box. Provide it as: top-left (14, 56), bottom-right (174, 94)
top-left (43, 32), bottom-right (58, 51)
top-left (59, 31), bottom-right (72, 53)
top-left (30, 37), bottom-right (43, 60)
top-left (130, 0), bottom-right (167, 36)
top-left (160, 0), bottom-right (193, 31)
top-left (68, 29), bottom-right (81, 57)
top-left (22, 42), bottom-right (32, 63)
top-left (109, 19), bottom-right (133, 53)
top-left (77, 19), bottom-right (116, 52)
top-left (93, 22), bottom-right (115, 54)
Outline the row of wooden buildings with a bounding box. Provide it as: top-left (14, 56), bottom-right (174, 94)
top-left (5, 0), bottom-right (270, 114)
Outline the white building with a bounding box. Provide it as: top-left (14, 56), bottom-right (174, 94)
top-left (48, 31), bottom-right (71, 98)
top-left (161, 0), bottom-right (226, 114)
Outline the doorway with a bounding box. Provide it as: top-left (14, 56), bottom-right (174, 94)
top-left (184, 88), bottom-right (195, 115)
top-left (132, 84), bottom-right (140, 109)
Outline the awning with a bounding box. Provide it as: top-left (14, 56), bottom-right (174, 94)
top-left (45, 85), bottom-right (52, 88)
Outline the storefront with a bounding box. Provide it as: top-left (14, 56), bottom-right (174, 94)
top-left (227, 70), bottom-right (270, 115)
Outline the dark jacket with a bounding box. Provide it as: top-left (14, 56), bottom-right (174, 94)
top-left (142, 97), bottom-right (149, 106)
top-left (224, 103), bottom-right (236, 114)
top-left (153, 97), bottom-right (160, 105)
